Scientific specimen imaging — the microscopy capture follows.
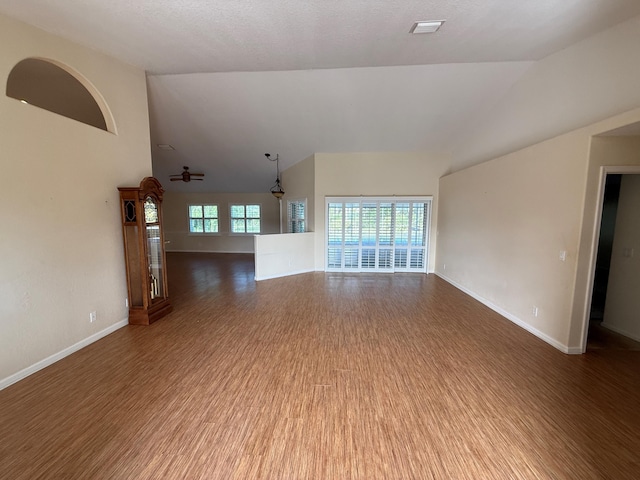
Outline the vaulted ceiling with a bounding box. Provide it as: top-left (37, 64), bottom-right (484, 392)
top-left (2, 0), bottom-right (640, 192)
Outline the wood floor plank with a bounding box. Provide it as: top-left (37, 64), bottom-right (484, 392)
top-left (1, 252), bottom-right (639, 479)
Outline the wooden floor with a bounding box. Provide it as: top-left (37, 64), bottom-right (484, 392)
top-left (587, 320), bottom-right (640, 351)
top-left (1, 252), bottom-right (639, 479)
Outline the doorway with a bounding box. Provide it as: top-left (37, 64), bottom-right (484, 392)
top-left (587, 172), bottom-right (640, 351)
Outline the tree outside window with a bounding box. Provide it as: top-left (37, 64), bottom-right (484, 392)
top-left (189, 204), bottom-right (218, 233)
top-left (230, 204), bottom-right (261, 233)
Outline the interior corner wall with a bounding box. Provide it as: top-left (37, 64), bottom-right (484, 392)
top-left (281, 154), bottom-right (315, 233)
top-left (437, 132), bottom-right (591, 351)
top-left (0, 14), bottom-right (152, 387)
top-left (438, 108), bottom-right (640, 353)
top-left (452, 15), bottom-right (640, 170)
top-left (163, 192), bottom-right (280, 253)
top-left (312, 152), bottom-right (451, 271)
top-left (570, 134), bottom-right (640, 348)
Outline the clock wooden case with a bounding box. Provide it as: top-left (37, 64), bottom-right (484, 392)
top-left (118, 177), bottom-right (172, 325)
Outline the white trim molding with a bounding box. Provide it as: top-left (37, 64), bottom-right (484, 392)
top-left (601, 322), bottom-right (640, 343)
top-left (579, 165), bottom-right (640, 353)
top-left (166, 249), bottom-right (255, 254)
top-left (436, 272), bottom-right (576, 354)
top-left (255, 268), bottom-right (315, 282)
top-left (0, 319), bottom-right (128, 391)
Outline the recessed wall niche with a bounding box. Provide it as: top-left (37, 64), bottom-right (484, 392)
top-left (6, 57), bottom-right (111, 132)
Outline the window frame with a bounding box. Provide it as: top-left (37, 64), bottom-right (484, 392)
top-left (229, 203), bottom-right (262, 235)
top-left (325, 196), bottom-right (431, 273)
top-left (287, 198), bottom-right (307, 233)
top-left (188, 204), bottom-right (220, 235)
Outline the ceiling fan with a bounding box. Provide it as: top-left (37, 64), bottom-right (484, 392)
top-left (170, 166), bottom-right (204, 182)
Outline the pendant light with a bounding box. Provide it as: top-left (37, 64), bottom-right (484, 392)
top-left (266, 153), bottom-right (285, 199)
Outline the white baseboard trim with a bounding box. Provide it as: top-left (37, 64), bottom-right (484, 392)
top-left (435, 272), bottom-right (573, 354)
top-left (601, 322), bottom-right (640, 343)
top-left (0, 318), bottom-right (129, 391)
top-left (565, 346), bottom-right (584, 355)
top-left (166, 249), bottom-right (254, 254)
top-left (255, 268), bottom-right (315, 281)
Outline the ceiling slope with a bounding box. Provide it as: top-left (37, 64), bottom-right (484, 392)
top-left (3, 1), bottom-right (640, 191)
top-left (149, 63), bottom-right (532, 192)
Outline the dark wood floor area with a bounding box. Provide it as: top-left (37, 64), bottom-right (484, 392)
top-left (587, 320), bottom-right (640, 351)
top-left (1, 252), bottom-right (639, 479)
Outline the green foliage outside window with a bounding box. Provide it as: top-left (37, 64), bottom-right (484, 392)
top-left (189, 204), bottom-right (218, 233)
top-left (231, 204), bottom-right (260, 233)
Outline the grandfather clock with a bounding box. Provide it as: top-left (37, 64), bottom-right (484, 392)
top-left (118, 177), bottom-right (172, 325)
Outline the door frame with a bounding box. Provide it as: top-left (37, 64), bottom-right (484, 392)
top-left (325, 196), bottom-right (432, 273)
top-left (580, 165), bottom-right (640, 352)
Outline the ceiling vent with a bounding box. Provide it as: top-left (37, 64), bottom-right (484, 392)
top-left (410, 21), bottom-right (445, 34)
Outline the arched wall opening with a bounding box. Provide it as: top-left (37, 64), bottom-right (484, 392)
top-left (6, 57), bottom-right (116, 133)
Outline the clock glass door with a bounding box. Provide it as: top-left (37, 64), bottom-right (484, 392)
top-left (144, 196), bottom-right (165, 301)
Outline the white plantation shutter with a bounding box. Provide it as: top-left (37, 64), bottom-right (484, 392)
top-left (287, 199), bottom-right (306, 233)
top-left (327, 203), bottom-right (343, 269)
top-left (326, 197), bottom-right (430, 273)
top-left (344, 203), bottom-right (360, 269)
top-left (378, 203), bottom-right (393, 270)
top-left (394, 203), bottom-right (410, 269)
top-left (361, 203), bottom-right (376, 269)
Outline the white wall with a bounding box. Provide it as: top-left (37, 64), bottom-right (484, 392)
top-left (0, 14), bottom-right (152, 387)
top-left (453, 15), bottom-right (640, 171)
top-left (163, 192), bottom-right (280, 253)
top-left (254, 233), bottom-right (315, 281)
top-left (602, 174), bottom-right (640, 341)
top-left (438, 132), bottom-right (588, 351)
top-left (313, 152), bottom-right (451, 271)
top-left (281, 154), bottom-right (315, 232)
top-left (437, 109), bottom-right (640, 353)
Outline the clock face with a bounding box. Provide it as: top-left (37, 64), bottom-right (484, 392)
top-left (144, 196), bottom-right (159, 224)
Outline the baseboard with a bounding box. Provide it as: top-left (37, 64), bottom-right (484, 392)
top-left (435, 272), bottom-right (573, 354)
top-left (0, 318), bottom-right (129, 391)
top-left (566, 346), bottom-right (584, 355)
top-left (255, 268), bottom-right (315, 281)
top-left (166, 249), bottom-right (254, 254)
top-left (601, 322), bottom-right (640, 343)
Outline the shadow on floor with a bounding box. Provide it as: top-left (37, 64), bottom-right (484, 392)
top-left (587, 320), bottom-right (640, 351)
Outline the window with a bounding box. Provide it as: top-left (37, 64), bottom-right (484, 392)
top-left (326, 197), bottom-right (431, 273)
top-left (287, 199), bottom-right (306, 233)
top-left (189, 204), bottom-right (218, 233)
top-left (230, 204), bottom-right (261, 233)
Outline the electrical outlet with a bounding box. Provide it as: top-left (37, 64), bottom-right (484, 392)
top-left (443, 263), bottom-right (446, 271)
top-left (559, 250), bottom-right (566, 262)
top-left (532, 306), bottom-right (538, 317)
top-left (89, 311), bottom-right (96, 323)
top-left (125, 298), bottom-right (129, 308)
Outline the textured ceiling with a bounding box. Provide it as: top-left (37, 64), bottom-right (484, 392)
top-left (2, 0), bottom-right (640, 191)
top-left (3, 0), bottom-right (640, 74)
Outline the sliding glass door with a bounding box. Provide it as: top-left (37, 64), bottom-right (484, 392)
top-left (326, 197), bottom-right (431, 273)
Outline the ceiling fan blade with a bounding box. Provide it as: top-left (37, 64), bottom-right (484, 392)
top-left (170, 178), bottom-right (183, 181)
top-left (190, 173), bottom-right (205, 176)
top-left (193, 178), bottom-right (204, 180)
